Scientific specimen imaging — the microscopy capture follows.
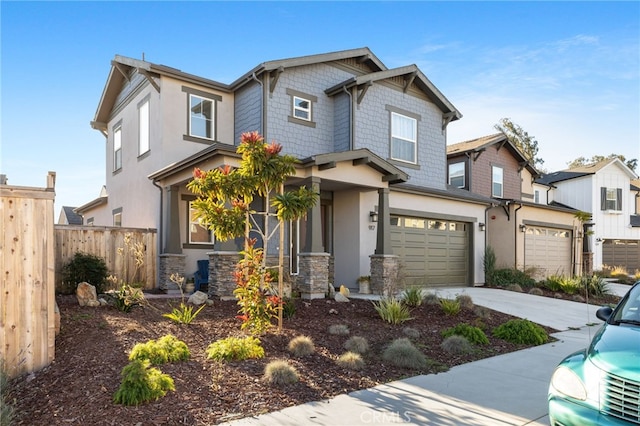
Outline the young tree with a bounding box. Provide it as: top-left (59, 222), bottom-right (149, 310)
top-left (567, 154), bottom-right (637, 172)
top-left (187, 131), bottom-right (318, 331)
top-left (494, 118), bottom-right (544, 169)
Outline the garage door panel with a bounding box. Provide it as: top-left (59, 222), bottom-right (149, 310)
top-left (525, 226), bottom-right (572, 279)
top-left (392, 216), bottom-right (470, 287)
top-left (603, 240), bottom-right (640, 272)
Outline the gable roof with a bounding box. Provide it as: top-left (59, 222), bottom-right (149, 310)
top-left (538, 158), bottom-right (638, 185)
top-left (60, 206), bottom-right (83, 225)
top-left (447, 133), bottom-right (539, 176)
top-left (324, 64), bottom-right (461, 122)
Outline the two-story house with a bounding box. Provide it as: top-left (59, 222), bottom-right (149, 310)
top-left (78, 47), bottom-right (495, 298)
top-left (447, 134), bottom-right (582, 279)
top-left (537, 158), bottom-right (640, 274)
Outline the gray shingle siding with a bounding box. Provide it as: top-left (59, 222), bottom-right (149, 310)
top-left (333, 92), bottom-right (350, 152)
top-left (266, 63), bottom-right (355, 158)
top-left (354, 84), bottom-right (446, 189)
top-left (234, 81), bottom-right (262, 144)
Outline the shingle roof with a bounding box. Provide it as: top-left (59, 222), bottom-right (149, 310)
top-left (62, 206), bottom-right (83, 225)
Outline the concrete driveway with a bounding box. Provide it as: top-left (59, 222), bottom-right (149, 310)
top-left (221, 284), bottom-right (631, 426)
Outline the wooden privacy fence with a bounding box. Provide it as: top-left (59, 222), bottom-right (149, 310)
top-left (1, 173), bottom-right (56, 379)
top-left (54, 226), bottom-right (157, 291)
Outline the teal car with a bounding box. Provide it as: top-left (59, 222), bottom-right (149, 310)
top-left (548, 281), bottom-right (640, 425)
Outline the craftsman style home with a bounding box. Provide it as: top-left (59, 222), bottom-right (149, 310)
top-left (447, 134), bottom-right (582, 279)
top-left (78, 47), bottom-right (496, 298)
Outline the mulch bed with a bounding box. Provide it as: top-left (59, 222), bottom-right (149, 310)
top-left (8, 293), bottom-right (558, 425)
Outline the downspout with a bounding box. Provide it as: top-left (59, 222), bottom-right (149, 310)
top-left (514, 202), bottom-right (523, 269)
top-left (250, 72), bottom-right (264, 135)
top-left (342, 85), bottom-right (353, 150)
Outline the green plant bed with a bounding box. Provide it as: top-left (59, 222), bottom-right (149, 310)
top-left (493, 319), bottom-right (548, 345)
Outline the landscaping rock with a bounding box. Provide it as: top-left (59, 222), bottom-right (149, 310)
top-left (188, 291), bottom-right (208, 305)
top-left (334, 293), bottom-right (349, 303)
top-left (76, 282), bottom-right (100, 307)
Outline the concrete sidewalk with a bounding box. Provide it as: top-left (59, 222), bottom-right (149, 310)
top-left (221, 285), bottom-right (630, 426)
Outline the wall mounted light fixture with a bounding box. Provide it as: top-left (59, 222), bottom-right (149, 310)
top-left (369, 211), bottom-right (378, 223)
top-left (519, 224), bottom-right (527, 233)
top-left (478, 222), bottom-right (485, 231)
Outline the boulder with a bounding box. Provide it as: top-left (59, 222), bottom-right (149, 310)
top-left (334, 293), bottom-right (349, 303)
top-left (188, 291), bottom-right (208, 305)
top-left (76, 282), bottom-right (100, 307)
top-left (339, 285), bottom-right (350, 297)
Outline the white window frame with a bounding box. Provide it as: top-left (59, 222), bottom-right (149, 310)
top-left (534, 189), bottom-right (540, 204)
top-left (605, 188), bottom-right (618, 211)
top-left (448, 162), bottom-right (465, 188)
top-left (293, 96), bottom-right (311, 121)
top-left (390, 112), bottom-right (417, 164)
top-left (188, 201), bottom-right (214, 244)
top-left (492, 166), bottom-right (504, 198)
top-left (189, 94), bottom-right (214, 140)
top-left (113, 211), bottom-right (122, 227)
top-left (138, 99), bottom-right (150, 156)
top-left (113, 125), bottom-right (122, 171)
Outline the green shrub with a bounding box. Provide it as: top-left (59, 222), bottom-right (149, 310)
top-left (113, 359), bottom-right (175, 406)
top-left (582, 275), bottom-right (610, 297)
top-left (441, 323), bottom-right (489, 345)
top-left (282, 298), bottom-right (296, 319)
top-left (543, 275), bottom-right (564, 292)
top-left (336, 352), bottom-right (365, 370)
top-left (382, 338), bottom-right (427, 369)
top-left (456, 294), bottom-right (474, 310)
top-left (129, 335), bottom-right (190, 365)
top-left (373, 298), bottom-right (413, 324)
top-left (344, 336), bottom-right (369, 354)
top-left (0, 361), bottom-right (14, 426)
top-left (402, 327), bottom-right (421, 339)
top-left (61, 252), bottom-right (109, 294)
top-left (162, 303), bottom-right (205, 325)
top-left (439, 298), bottom-right (461, 316)
top-left (441, 335), bottom-right (473, 355)
top-left (288, 335), bottom-right (315, 357)
top-left (328, 324), bottom-right (350, 335)
top-left (493, 319), bottom-right (548, 345)
top-left (492, 268), bottom-right (535, 288)
top-left (105, 284), bottom-right (145, 313)
top-left (483, 246), bottom-right (497, 286)
top-left (206, 336), bottom-right (265, 362)
top-left (401, 287), bottom-right (424, 308)
top-left (263, 360), bottom-right (298, 385)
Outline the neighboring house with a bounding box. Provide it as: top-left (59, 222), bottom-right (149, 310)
top-left (447, 134), bottom-right (581, 279)
top-left (537, 158), bottom-right (640, 273)
top-left (79, 47), bottom-right (494, 298)
top-left (57, 206), bottom-right (83, 225)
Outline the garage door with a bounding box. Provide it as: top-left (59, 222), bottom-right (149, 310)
top-left (603, 240), bottom-right (640, 272)
top-left (390, 216), bottom-right (469, 287)
top-left (524, 226), bottom-right (572, 278)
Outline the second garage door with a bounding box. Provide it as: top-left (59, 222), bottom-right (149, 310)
top-left (524, 226), bottom-right (572, 278)
top-left (602, 239), bottom-right (640, 272)
top-left (390, 216), bottom-right (469, 287)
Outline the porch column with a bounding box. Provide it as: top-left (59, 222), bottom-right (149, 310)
top-left (371, 187), bottom-right (399, 295)
top-left (299, 177), bottom-right (329, 299)
top-left (159, 185), bottom-right (184, 292)
top-left (165, 185), bottom-right (182, 254)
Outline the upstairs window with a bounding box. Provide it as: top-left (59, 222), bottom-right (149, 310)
top-left (492, 166), bottom-right (503, 198)
top-left (390, 112), bottom-right (417, 164)
top-left (534, 190), bottom-right (540, 204)
top-left (113, 125), bottom-right (122, 171)
top-left (113, 208), bottom-right (122, 227)
top-left (189, 94), bottom-right (214, 140)
top-left (286, 88), bottom-right (317, 128)
top-left (138, 98), bottom-right (150, 156)
top-left (601, 187), bottom-right (622, 211)
top-left (448, 162), bottom-right (465, 188)
top-left (189, 202), bottom-right (214, 244)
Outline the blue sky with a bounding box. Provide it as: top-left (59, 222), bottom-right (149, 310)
top-left (1, 1), bottom-right (639, 217)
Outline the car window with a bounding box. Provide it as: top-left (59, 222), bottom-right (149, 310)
top-left (614, 284), bottom-right (640, 323)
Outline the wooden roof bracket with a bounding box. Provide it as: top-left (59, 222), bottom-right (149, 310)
top-left (352, 157), bottom-right (371, 166)
top-left (473, 148), bottom-right (485, 162)
top-left (269, 66), bottom-right (284, 94)
top-left (496, 140), bottom-right (506, 151)
top-left (356, 81), bottom-right (372, 105)
top-left (403, 71), bottom-right (417, 93)
top-left (442, 112), bottom-right (456, 130)
top-left (112, 61), bottom-right (131, 82)
top-left (138, 68), bottom-right (160, 93)
top-left (318, 161), bottom-right (336, 171)
top-left (356, 54), bottom-right (370, 64)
